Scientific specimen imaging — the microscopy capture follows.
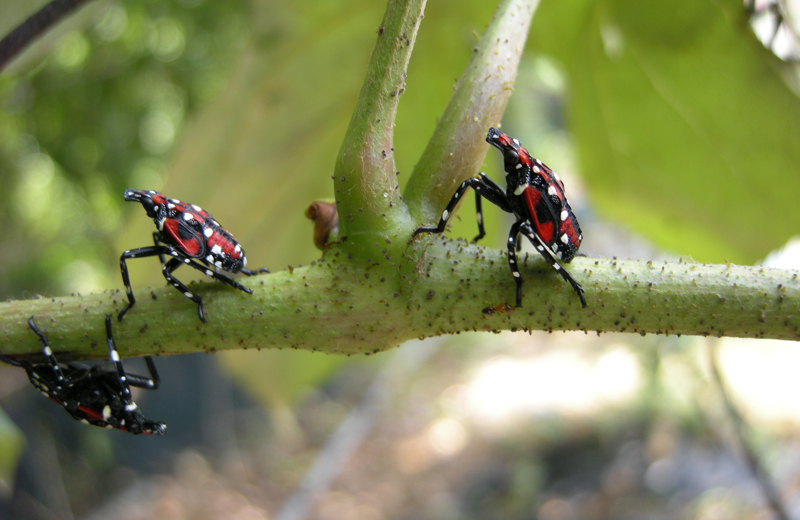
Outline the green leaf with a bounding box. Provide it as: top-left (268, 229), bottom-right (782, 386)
top-left (532, 0), bottom-right (800, 263)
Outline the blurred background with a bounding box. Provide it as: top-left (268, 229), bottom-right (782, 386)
top-left (1, 0), bottom-right (800, 518)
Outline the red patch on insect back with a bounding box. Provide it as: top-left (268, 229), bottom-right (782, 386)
top-left (522, 187), bottom-right (554, 243)
top-left (164, 219), bottom-right (202, 256)
top-left (560, 215), bottom-right (580, 248)
top-left (206, 231), bottom-right (239, 257)
top-left (519, 147), bottom-right (532, 168)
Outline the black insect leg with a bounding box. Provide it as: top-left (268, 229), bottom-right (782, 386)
top-left (160, 257), bottom-right (208, 322)
top-left (104, 315), bottom-right (166, 435)
top-left (160, 252), bottom-right (256, 322)
top-left (104, 315), bottom-right (160, 390)
top-left (118, 245), bottom-right (173, 322)
top-left (414, 174), bottom-right (511, 238)
top-left (518, 223), bottom-right (587, 308)
top-left (28, 317), bottom-right (68, 386)
top-left (471, 173), bottom-right (510, 242)
top-left (474, 193), bottom-right (486, 242)
top-left (506, 221), bottom-right (525, 307)
top-left (169, 254), bottom-right (255, 294)
top-left (104, 314), bottom-right (136, 405)
top-left (152, 232), bottom-right (168, 266)
top-left (124, 359), bottom-right (161, 390)
top-left (239, 267), bottom-right (270, 276)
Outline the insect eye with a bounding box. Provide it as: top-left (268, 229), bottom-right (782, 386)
top-left (505, 149), bottom-right (519, 161)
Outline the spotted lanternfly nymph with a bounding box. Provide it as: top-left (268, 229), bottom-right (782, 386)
top-left (119, 189), bottom-right (269, 322)
top-left (0, 316), bottom-right (166, 435)
top-left (413, 128), bottom-right (586, 308)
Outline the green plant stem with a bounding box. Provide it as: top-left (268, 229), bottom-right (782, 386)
top-left (1, 242), bottom-right (798, 361)
top-left (403, 0), bottom-right (539, 224)
top-left (333, 0), bottom-right (425, 244)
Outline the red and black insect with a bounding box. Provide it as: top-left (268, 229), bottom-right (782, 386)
top-left (119, 189), bottom-right (269, 322)
top-left (0, 316), bottom-right (166, 435)
top-left (414, 127), bottom-right (586, 308)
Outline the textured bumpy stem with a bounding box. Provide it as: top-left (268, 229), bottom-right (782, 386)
top-left (403, 0), bottom-right (539, 224)
top-left (333, 0), bottom-right (425, 243)
top-left (0, 245), bottom-right (798, 361)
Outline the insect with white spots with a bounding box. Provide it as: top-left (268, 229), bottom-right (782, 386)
top-left (413, 128), bottom-right (586, 308)
top-left (0, 316), bottom-right (166, 435)
top-left (118, 189), bottom-right (269, 322)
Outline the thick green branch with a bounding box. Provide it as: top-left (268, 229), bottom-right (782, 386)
top-left (1, 242), bottom-right (798, 362)
top-left (404, 0), bottom-right (539, 223)
top-left (333, 0), bottom-right (425, 242)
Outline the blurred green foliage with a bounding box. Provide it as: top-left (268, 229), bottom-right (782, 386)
top-left (531, 0), bottom-right (800, 264)
top-left (0, 0), bottom-right (250, 298)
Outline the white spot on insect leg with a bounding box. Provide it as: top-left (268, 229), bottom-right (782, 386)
top-left (205, 270), bottom-right (214, 277)
top-left (43, 346), bottom-right (53, 357)
top-left (184, 292), bottom-right (193, 297)
top-left (477, 213), bottom-right (483, 225)
top-left (110, 350), bottom-right (120, 362)
top-left (553, 263), bottom-right (561, 270)
top-left (512, 271), bottom-right (520, 278)
top-left (537, 245), bottom-right (544, 252)
top-left (442, 209), bottom-right (449, 221)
